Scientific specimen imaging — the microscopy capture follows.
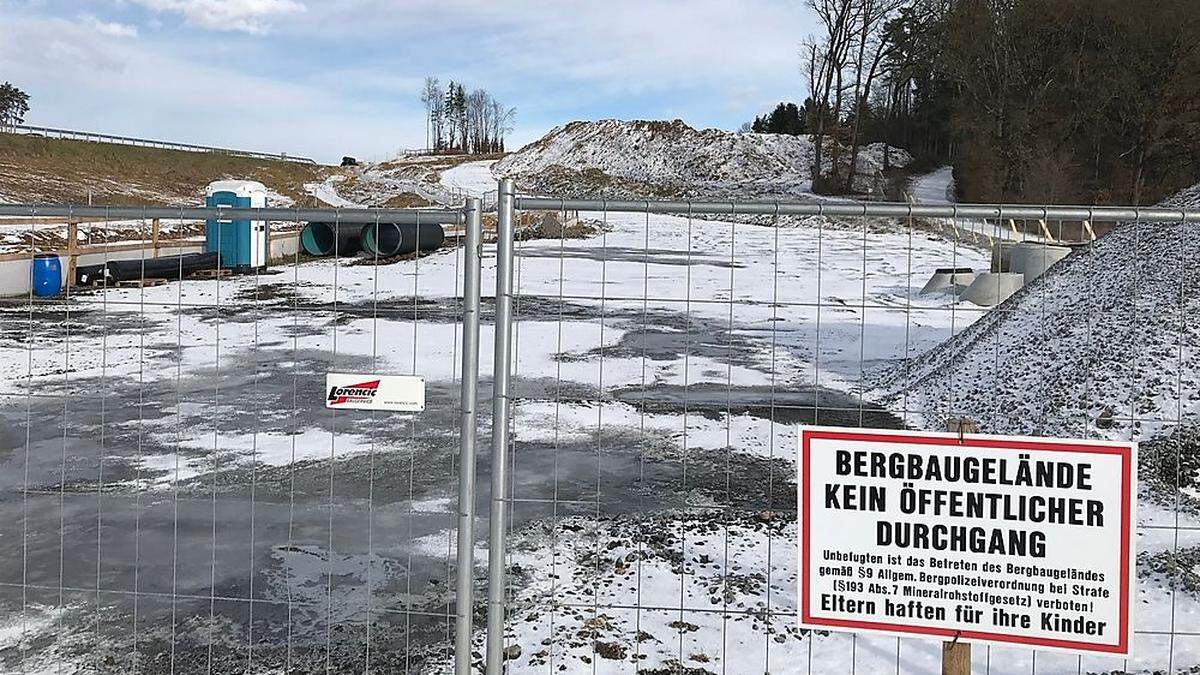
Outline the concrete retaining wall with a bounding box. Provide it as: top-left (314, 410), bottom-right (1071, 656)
top-left (0, 230), bottom-right (299, 297)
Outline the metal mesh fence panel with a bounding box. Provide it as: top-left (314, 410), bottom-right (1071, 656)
top-left (480, 192), bottom-right (1200, 675)
top-left (0, 204), bottom-right (482, 674)
top-left (2, 193), bottom-right (1199, 674)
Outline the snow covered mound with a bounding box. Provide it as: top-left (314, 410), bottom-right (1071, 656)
top-left (879, 183), bottom-right (1200, 443)
top-left (495, 119), bottom-right (910, 199)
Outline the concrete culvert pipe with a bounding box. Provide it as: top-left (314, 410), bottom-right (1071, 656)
top-left (1007, 242), bottom-right (1041, 276)
top-left (962, 272), bottom-right (1025, 306)
top-left (920, 267), bottom-right (976, 295)
top-left (301, 222), bottom-right (361, 257)
top-left (360, 222), bottom-right (446, 257)
top-left (1020, 244), bottom-right (1072, 283)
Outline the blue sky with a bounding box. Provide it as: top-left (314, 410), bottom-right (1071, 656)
top-left (0, 0), bottom-right (818, 163)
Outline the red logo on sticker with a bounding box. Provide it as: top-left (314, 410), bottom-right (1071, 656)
top-left (327, 380), bottom-right (380, 406)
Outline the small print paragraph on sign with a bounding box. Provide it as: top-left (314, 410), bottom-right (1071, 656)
top-left (798, 426), bottom-right (1135, 656)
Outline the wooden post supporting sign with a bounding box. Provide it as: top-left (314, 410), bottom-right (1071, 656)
top-left (942, 640), bottom-right (970, 675)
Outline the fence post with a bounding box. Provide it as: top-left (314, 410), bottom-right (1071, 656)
top-left (455, 198), bottom-right (484, 674)
top-left (485, 178), bottom-right (517, 674)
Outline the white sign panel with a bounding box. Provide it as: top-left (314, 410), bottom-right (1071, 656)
top-left (325, 373), bottom-right (425, 412)
top-left (799, 426), bottom-right (1135, 656)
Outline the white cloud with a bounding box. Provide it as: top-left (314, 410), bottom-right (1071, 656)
top-left (0, 12), bottom-right (420, 161)
top-left (81, 15), bottom-right (140, 38)
top-left (2, 1), bottom-right (820, 160)
top-left (127, 0), bottom-right (306, 34)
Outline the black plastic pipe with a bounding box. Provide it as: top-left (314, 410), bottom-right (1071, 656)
top-left (301, 221), bottom-right (362, 256)
top-left (77, 252), bottom-right (221, 284)
top-left (360, 222), bottom-right (445, 257)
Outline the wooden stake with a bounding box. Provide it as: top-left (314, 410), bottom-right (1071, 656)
top-left (942, 641), bottom-right (971, 675)
top-left (152, 218), bottom-right (161, 258)
top-left (66, 221), bottom-right (78, 289)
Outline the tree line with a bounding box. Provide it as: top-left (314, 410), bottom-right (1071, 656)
top-left (748, 0), bottom-right (1200, 204)
top-left (420, 77), bottom-right (515, 155)
top-left (0, 82), bottom-right (30, 131)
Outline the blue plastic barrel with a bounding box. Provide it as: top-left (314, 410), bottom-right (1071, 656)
top-left (31, 254), bottom-right (62, 297)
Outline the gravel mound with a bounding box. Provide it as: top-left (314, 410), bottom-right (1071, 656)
top-left (495, 119), bottom-right (910, 199)
top-left (878, 183), bottom-right (1200, 443)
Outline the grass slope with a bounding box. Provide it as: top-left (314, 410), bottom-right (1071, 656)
top-left (0, 132), bottom-right (331, 206)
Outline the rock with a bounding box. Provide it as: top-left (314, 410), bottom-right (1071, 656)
top-left (594, 640), bottom-right (628, 660)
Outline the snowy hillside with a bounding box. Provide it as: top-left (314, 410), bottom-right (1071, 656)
top-left (878, 182), bottom-right (1200, 444)
top-left (495, 119), bottom-right (910, 199)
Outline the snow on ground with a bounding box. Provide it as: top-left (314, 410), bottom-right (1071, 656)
top-left (305, 175), bottom-right (359, 207)
top-left (0, 209), bottom-right (1000, 673)
top-left (908, 166), bottom-right (956, 204)
top-left (438, 159), bottom-right (496, 199)
top-left (2, 201), bottom-right (1195, 672)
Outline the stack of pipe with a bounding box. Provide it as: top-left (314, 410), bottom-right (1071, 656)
top-left (300, 221), bottom-right (445, 258)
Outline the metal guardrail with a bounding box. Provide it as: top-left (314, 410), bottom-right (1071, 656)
top-left (512, 197), bottom-right (1200, 222)
top-left (7, 124), bottom-right (319, 165)
top-left (0, 203), bottom-right (464, 225)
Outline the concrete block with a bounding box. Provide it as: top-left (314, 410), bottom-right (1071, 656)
top-left (962, 272), bottom-right (1024, 306)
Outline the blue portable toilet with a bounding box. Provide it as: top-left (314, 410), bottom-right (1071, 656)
top-left (205, 180), bottom-right (269, 269)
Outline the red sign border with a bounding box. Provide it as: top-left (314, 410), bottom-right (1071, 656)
top-left (799, 427), bottom-right (1134, 655)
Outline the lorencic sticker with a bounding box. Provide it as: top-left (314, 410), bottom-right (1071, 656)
top-left (325, 373), bottom-right (426, 412)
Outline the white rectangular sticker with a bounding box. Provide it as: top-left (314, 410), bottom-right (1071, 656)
top-left (799, 426), bottom-right (1135, 656)
top-left (325, 373), bottom-right (425, 412)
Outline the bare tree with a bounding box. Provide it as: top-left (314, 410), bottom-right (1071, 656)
top-left (804, 0), bottom-right (859, 188)
top-left (430, 90), bottom-right (445, 151)
top-left (843, 0), bottom-right (907, 191)
top-left (420, 77), bottom-right (441, 152)
top-left (467, 89), bottom-right (488, 153)
top-left (424, 80), bottom-right (514, 155)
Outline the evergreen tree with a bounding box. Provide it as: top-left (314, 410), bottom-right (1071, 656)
top-left (0, 82), bottom-right (30, 131)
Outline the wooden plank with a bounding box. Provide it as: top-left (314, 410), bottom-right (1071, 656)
top-left (0, 237), bottom-right (207, 262)
top-left (942, 641), bottom-right (970, 675)
top-left (116, 278), bottom-right (168, 288)
top-left (190, 268), bottom-right (231, 279)
top-left (0, 217), bottom-right (74, 226)
top-left (66, 221), bottom-right (78, 289)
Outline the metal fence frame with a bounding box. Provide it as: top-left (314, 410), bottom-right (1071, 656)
top-left (483, 183), bottom-right (1200, 674)
top-left (3, 191), bottom-right (1199, 672)
top-left (1, 201), bottom-right (482, 672)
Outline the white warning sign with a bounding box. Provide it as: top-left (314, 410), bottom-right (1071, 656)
top-left (325, 373), bottom-right (425, 412)
top-left (799, 426), bottom-right (1135, 656)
